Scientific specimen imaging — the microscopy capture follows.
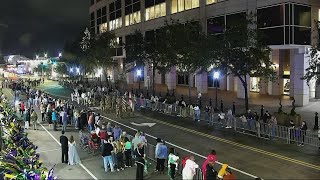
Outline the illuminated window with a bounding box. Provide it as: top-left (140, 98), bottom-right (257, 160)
top-left (96, 6), bottom-right (107, 33)
top-left (207, 0), bottom-right (216, 5)
top-left (125, 0), bottom-right (141, 26)
top-left (109, 0), bottom-right (122, 30)
top-left (171, 0), bottom-right (199, 14)
top-left (145, 1), bottom-right (166, 21)
top-left (99, 23), bottom-right (108, 33)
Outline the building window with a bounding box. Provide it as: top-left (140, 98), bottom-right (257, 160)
top-left (177, 74), bottom-right (189, 85)
top-left (250, 77), bottom-right (260, 92)
top-left (90, 12), bottom-right (95, 33)
top-left (145, 0), bottom-right (166, 21)
top-left (109, 0), bottom-right (122, 30)
top-left (99, 23), bottom-right (108, 33)
top-left (125, 0), bottom-right (141, 26)
top-left (90, 0), bottom-right (95, 5)
top-left (206, 0), bottom-right (216, 5)
top-left (258, 4), bottom-right (311, 45)
top-left (171, 0), bottom-right (199, 14)
top-left (207, 16), bottom-right (225, 35)
top-left (258, 5), bottom-right (284, 28)
top-left (96, 6), bottom-right (107, 33)
top-left (226, 12), bottom-right (246, 30)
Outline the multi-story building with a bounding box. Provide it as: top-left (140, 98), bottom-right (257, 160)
top-left (89, 0), bottom-right (320, 106)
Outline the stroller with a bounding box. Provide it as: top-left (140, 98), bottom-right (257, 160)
top-left (88, 132), bottom-right (101, 155)
top-left (79, 131), bottom-right (90, 153)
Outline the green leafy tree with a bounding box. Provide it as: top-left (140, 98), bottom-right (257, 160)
top-left (55, 63), bottom-right (68, 76)
top-left (213, 13), bottom-right (275, 111)
top-left (303, 21), bottom-right (320, 86)
top-left (162, 20), bottom-right (210, 100)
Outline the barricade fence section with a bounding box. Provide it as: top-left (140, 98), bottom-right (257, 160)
top-left (141, 100), bottom-right (320, 148)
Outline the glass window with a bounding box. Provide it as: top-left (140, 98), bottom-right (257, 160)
top-left (294, 27), bottom-right (311, 45)
top-left (207, 16), bottom-right (225, 34)
top-left (208, 75), bottom-right (219, 88)
top-left (257, 5), bottom-right (284, 28)
top-left (207, 0), bottom-right (216, 5)
top-left (261, 27), bottom-right (284, 45)
top-left (178, 0), bottom-right (184, 12)
top-left (178, 74), bottom-right (189, 85)
top-left (90, 0), bottom-right (95, 5)
top-left (90, 12), bottom-right (95, 20)
top-left (192, 0), bottom-right (199, 8)
top-left (294, 5), bottom-right (311, 27)
top-left (145, 2), bottom-right (166, 21)
top-left (226, 12), bottom-right (246, 29)
top-left (125, 15), bottom-right (130, 26)
top-left (100, 23), bottom-right (108, 33)
top-left (185, 0), bottom-right (192, 10)
top-left (172, 0), bottom-right (178, 14)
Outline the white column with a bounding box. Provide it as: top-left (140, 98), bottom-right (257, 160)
top-left (227, 75), bottom-right (234, 91)
top-left (127, 71), bottom-right (134, 84)
top-left (237, 75), bottom-right (250, 99)
top-left (219, 75), bottom-right (227, 91)
top-left (259, 78), bottom-right (268, 94)
top-left (270, 49), bottom-right (281, 96)
top-left (154, 70), bottom-right (162, 84)
top-left (309, 78), bottom-right (316, 98)
top-left (195, 72), bottom-right (208, 94)
top-left (166, 67), bottom-right (177, 90)
top-left (292, 48), bottom-right (310, 106)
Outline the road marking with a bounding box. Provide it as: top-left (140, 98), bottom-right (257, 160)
top-left (39, 124), bottom-right (98, 180)
top-left (38, 148), bottom-right (61, 154)
top-left (130, 122), bottom-right (156, 127)
top-left (99, 114), bottom-right (258, 179)
top-left (139, 115), bottom-right (320, 171)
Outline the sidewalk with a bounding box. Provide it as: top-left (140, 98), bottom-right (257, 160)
top-left (2, 88), bottom-right (169, 180)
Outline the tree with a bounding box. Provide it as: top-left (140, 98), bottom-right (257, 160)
top-left (162, 20), bottom-right (210, 101)
top-left (303, 21), bottom-right (320, 86)
top-left (213, 13), bottom-right (275, 111)
top-left (55, 63), bottom-right (68, 76)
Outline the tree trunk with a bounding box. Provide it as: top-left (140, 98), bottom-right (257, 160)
top-left (243, 76), bottom-right (249, 112)
top-left (152, 65), bottom-right (155, 96)
top-left (188, 73), bottom-right (192, 104)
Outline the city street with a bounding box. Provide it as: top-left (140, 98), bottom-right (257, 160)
top-left (28, 80), bottom-right (320, 179)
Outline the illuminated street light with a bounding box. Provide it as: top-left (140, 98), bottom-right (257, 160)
top-left (58, 52), bottom-right (62, 57)
top-left (44, 53), bottom-right (48, 58)
top-left (213, 71), bottom-right (220, 110)
top-left (70, 67), bottom-right (73, 73)
top-left (137, 69), bottom-right (142, 94)
top-left (36, 55), bottom-right (39, 59)
top-left (76, 67), bottom-right (80, 74)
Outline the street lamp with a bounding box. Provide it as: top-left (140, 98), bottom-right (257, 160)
top-left (137, 69), bottom-right (142, 94)
top-left (36, 55), bottom-right (39, 59)
top-left (44, 53), bottom-right (48, 58)
top-left (213, 71), bottom-right (220, 111)
top-left (76, 67), bottom-right (80, 75)
top-left (58, 52), bottom-right (62, 57)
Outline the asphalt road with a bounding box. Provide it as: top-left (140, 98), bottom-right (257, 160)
top-left (10, 80), bottom-right (320, 179)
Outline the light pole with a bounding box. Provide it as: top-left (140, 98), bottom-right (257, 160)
top-left (213, 71), bottom-right (220, 111)
top-left (137, 69), bottom-right (142, 94)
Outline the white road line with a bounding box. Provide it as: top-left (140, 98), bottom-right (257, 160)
top-left (39, 124), bottom-right (98, 180)
top-left (38, 148), bottom-right (61, 154)
top-left (99, 114), bottom-right (258, 179)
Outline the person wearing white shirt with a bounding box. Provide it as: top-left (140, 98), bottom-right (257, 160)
top-left (182, 156), bottom-right (199, 180)
top-left (194, 105), bottom-right (200, 122)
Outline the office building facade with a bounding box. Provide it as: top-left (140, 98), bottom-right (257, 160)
top-left (89, 0), bottom-right (320, 106)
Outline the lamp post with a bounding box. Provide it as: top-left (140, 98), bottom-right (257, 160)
top-left (213, 71), bottom-right (220, 111)
top-left (137, 69), bottom-right (142, 94)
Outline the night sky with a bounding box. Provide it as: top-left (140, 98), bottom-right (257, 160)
top-left (0, 0), bottom-right (89, 58)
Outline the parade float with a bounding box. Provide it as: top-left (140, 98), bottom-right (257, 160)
top-left (0, 100), bottom-right (55, 180)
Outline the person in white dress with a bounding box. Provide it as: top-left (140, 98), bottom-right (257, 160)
top-left (68, 135), bottom-right (81, 165)
top-left (182, 156), bottom-right (199, 180)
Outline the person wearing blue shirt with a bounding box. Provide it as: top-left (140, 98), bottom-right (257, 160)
top-left (52, 110), bottom-right (58, 131)
top-left (155, 138), bottom-right (167, 174)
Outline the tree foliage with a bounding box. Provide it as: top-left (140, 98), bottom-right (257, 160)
top-left (213, 13), bottom-right (275, 111)
top-left (303, 20), bottom-right (320, 84)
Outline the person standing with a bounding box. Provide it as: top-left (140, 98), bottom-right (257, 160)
top-left (52, 109), bottom-right (58, 131)
top-left (155, 138), bottom-right (167, 174)
top-left (168, 148), bottom-right (179, 180)
top-left (68, 135), bottom-right (81, 165)
top-left (24, 109), bottom-right (30, 130)
top-left (298, 121), bottom-right (308, 146)
top-left (182, 156), bottom-right (199, 180)
top-left (115, 141), bottom-right (125, 171)
top-left (40, 103), bottom-right (45, 122)
top-left (202, 150), bottom-right (217, 180)
top-left (62, 110), bottom-right (68, 132)
top-left (124, 137), bottom-right (132, 167)
top-left (205, 158), bottom-right (217, 180)
top-left (135, 143), bottom-right (145, 180)
top-left (101, 139), bottom-right (115, 173)
top-left (31, 110), bottom-right (38, 130)
top-left (60, 131), bottom-right (68, 164)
